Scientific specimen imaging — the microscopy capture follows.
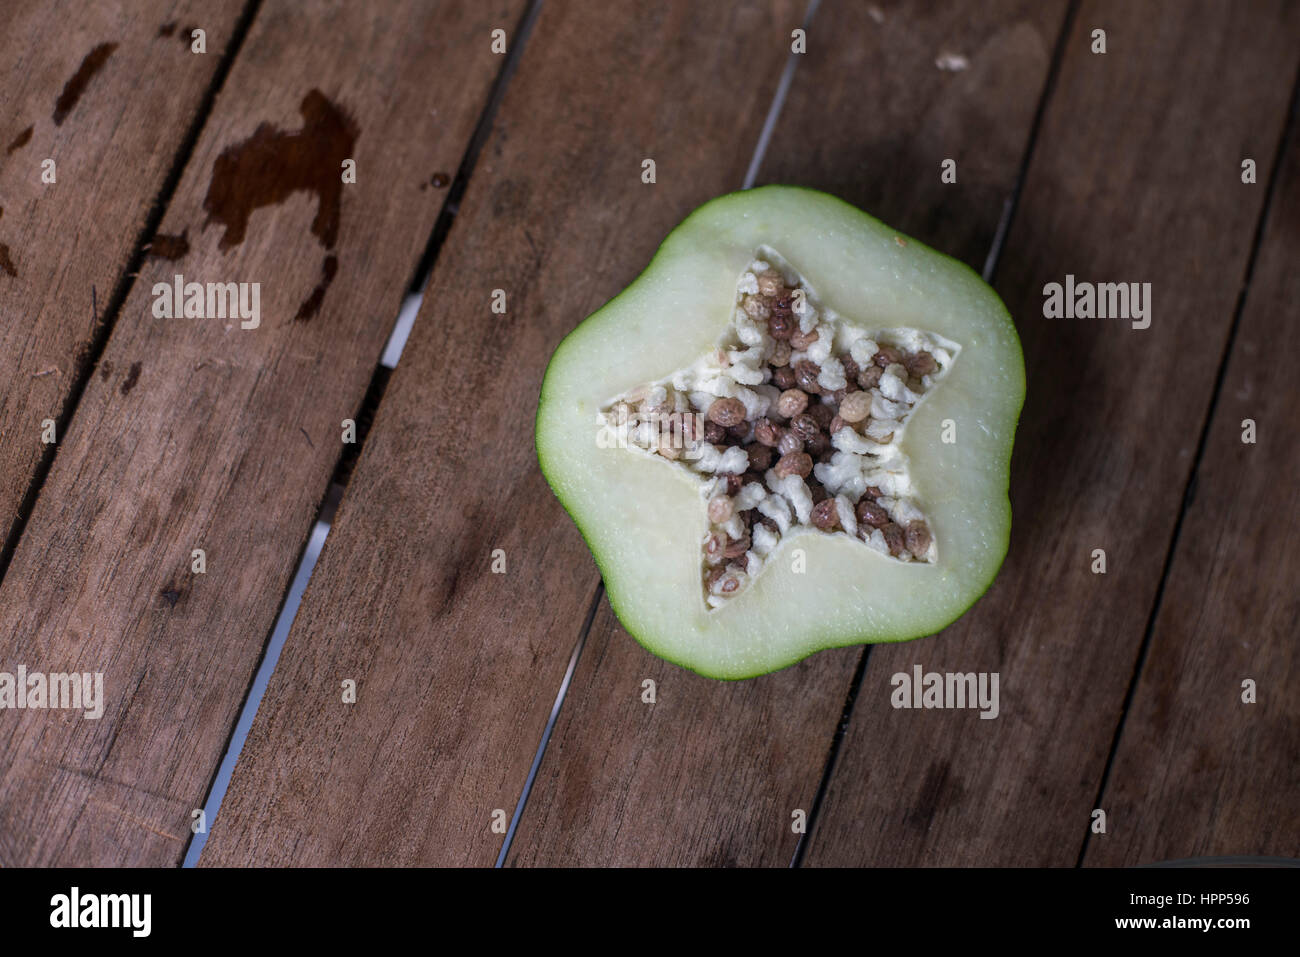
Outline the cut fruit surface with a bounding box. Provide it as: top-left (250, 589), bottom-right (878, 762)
top-left (599, 251), bottom-right (957, 608)
top-left (537, 186), bottom-right (1024, 679)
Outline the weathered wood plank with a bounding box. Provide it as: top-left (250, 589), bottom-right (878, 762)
top-left (1086, 118), bottom-right (1300, 865)
top-left (506, 0), bottom-right (1069, 868)
top-left (200, 0), bottom-right (804, 867)
top-left (0, 0), bottom-right (523, 866)
top-left (803, 0), bottom-right (1300, 867)
top-left (0, 0), bottom-right (246, 562)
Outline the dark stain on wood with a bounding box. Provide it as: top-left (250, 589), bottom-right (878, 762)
top-left (99, 360), bottom-right (113, 381)
top-left (54, 43), bottom-right (118, 126)
top-left (430, 172), bottom-right (450, 188)
top-left (5, 126), bottom-right (32, 154)
top-left (167, 482), bottom-right (190, 515)
top-left (294, 253), bottom-right (338, 321)
top-left (907, 759), bottom-right (961, 833)
top-left (120, 361), bottom-right (141, 395)
top-left (0, 207), bottom-right (11, 277)
top-left (202, 89), bottom-right (358, 252)
top-left (159, 584), bottom-right (181, 608)
top-left (148, 231), bottom-right (189, 260)
top-left (437, 551), bottom-right (467, 612)
top-left (158, 23), bottom-right (199, 44)
top-left (704, 844), bottom-right (741, 868)
top-left (490, 177), bottom-right (529, 219)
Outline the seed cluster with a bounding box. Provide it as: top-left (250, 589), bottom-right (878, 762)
top-left (603, 257), bottom-right (951, 606)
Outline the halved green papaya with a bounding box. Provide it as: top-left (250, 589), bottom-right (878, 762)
top-left (536, 186), bottom-right (1023, 679)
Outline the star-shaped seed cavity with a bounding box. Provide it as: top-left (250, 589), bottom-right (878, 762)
top-left (599, 250), bottom-right (959, 608)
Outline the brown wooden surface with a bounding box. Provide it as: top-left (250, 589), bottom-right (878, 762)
top-left (0, 0), bottom-right (246, 564)
top-left (802, 0), bottom-right (1300, 867)
top-left (1085, 123), bottom-right (1300, 865)
top-left (200, 0), bottom-right (806, 867)
top-left (0, 0), bottom-right (1295, 870)
top-left (0, 0), bottom-right (522, 866)
top-left (506, 0), bottom-right (1070, 867)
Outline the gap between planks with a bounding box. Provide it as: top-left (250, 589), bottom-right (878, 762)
top-left (0, 0), bottom-right (264, 591)
top-left (182, 0), bottom-right (547, 868)
top-left (1074, 62), bottom-right (1300, 868)
top-left (494, 579), bottom-right (602, 867)
top-left (978, 1), bottom-right (1079, 287)
top-left (792, 0), bottom-right (1082, 869)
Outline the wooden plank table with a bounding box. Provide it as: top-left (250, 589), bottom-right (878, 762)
top-left (0, 0), bottom-right (1294, 868)
top-left (1085, 88), bottom-right (1300, 866)
top-left (802, 0), bottom-right (1300, 868)
top-left (0, 0), bottom-right (249, 572)
top-left (0, 0), bottom-right (526, 866)
top-left (506, 0), bottom-right (1071, 869)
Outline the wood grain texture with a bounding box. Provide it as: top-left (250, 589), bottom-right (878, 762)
top-left (1085, 123), bottom-right (1300, 865)
top-left (200, 0), bottom-right (804, 867)
top-left (506, 0), bottom-right (1069, 867)
top-left (803, 0), bottom-right (1300, 867)
top-left (510, 603), bottom-right (859, 867)
top-left (0, 0), bottom-right (522, 866)
top-left (760, 0), bottom-right (1065, 274)
top-left (0, 0), bottom-right (245, 561)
